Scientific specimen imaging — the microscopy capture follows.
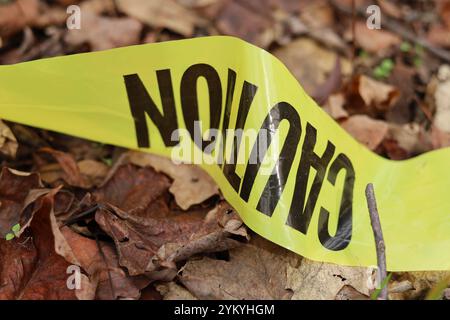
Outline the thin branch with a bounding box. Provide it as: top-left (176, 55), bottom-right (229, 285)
top-left (365, 183), bottom-right (388, 300)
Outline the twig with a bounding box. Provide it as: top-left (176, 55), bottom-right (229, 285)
top-left (330, 0), bottom-right (450, 63)
top-left (365, 183), bottom-right (388, 300)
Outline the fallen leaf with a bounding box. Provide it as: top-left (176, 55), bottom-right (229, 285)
top-left (313, 57), bottom-right (342, 105)
top-left (0, 167), bottom-right (43, 239)
top-left (0, 190), bottom-right (77, 300)
top-left (116, 0), bottom-right (205, 37)
top-left (378, 0), bottom-right (402, 19)
top-left (340, 115), bottom-right (388, 150)
top-left (94, 163), bottom-right (171, 213)
top-left (39, 148), bottom-right (90, 188)
top-left (0, 0), bottom-right (39, 37)
top-left (127, 151), bottom-right (219, 210)
top-left (64, 11), bottom-right (142, 51)
top-left (334, 285), bottom-right (369, 300)
top-left (215, 0), bottom-right (273, 48)
top-left (60, 227), bottom-right (148, 300)
top-left (273, 38), bottom-right (351, 95)
top-left (179, 236), bottom-right (297, 300)
top-left (354, 21), bottom-right (401, 54)
top-left (0, 120), bottom-right (18, 158)
top-left (386, 62), bottom-right (417, 124)
top-left (322, 93), bottom-right (348, 120)
top-left (427, 1), bottom-right (450, 48)
top-left (96, 193), bottom-right (247, 279)
top-left (427, 24), bottom-right (450, 48)
top-left (344, 75), bottom-right (400, 116)
top-left (287, 259), bottom-right (369, 300)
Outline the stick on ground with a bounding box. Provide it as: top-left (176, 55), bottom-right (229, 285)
top-left (365, 183), bottom-right (388, 300)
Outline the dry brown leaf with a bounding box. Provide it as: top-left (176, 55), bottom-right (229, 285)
top-left (0, 120), bottom-right (18, 158)
top-left (94, 163), bottom-right (171, 213)
top-left (274, 38), bottom-right (351, 95)
top-left (77, 159), bottom-right (109, 186)
top-left (354, 21), bottom-right (401, 53)
top-left (357, 75), bottom-right (400, 112)
top-left (344, 75), bottom-right (400, 116)
top-left (386, 63), bottom-right (417, 124)
top-left (39, 148), bottom-right (90, 188)
top-left (0, 0), bottom-right (39, 37)
top-left (288, 259), bottom-right (369, 300)
top-left (386, 123), bottom-right (432, 156)
top-left (116, 0), bottom-right (205, 37)
top-left (215, 0), bottom-right (273, 48)
top-left (427, 2), bottom-right (450, 47)
top-left (60, 227), bottom-right (148, 300)
top-left (427, 24), bottom-right (450, 48)
top-left (127, 151), bottom-right (219, 210)
top-left (64, 11), bottom-right (142, 51)
top-left (0, 190), bottom-right (77, 300)
top-left (0, 167), bottom-right (43, 239)
top-left (96, 196), bottom-right (247, 279)
top-left (179, 236), bottom-right (297, 300)
top-left (323, 93), bottom-right (348, 120)
top-left (340, 115), bottom-right (388, 150)
top-left (334, 285), bottom-right (369, 300)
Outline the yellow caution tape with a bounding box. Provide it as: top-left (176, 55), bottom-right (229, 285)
top-left (0, 36), bottom-right (449, 271)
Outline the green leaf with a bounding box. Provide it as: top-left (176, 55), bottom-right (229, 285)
top-left (373, 66), bottom-right (387, 79)
top-left (400, 41), bottom-right (411, 52)
top-left (5, 233), bottom-right (14, 241)
top-left (12, 223), bottom-right (20, 234)
top-left (380, 59), bottom-right (394, 71)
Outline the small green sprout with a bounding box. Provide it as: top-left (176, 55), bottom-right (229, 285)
top-left (5, 223), bottom-right (21, 241)
top-left (373, 58), bottom-right (395, 79)
top-left (400, 41), bottom-right (412, 53)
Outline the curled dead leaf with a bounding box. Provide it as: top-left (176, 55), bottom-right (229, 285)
top-left (345, 75), bottom-right (400, 116)
top-left (0, 167), bottom-right (43, 239)
top-left (127, 151), bottom-right (219, 210)
top-left (0, 190), bottom-right (77, 300)
top-left (0, 120), bottom-right (18, 158)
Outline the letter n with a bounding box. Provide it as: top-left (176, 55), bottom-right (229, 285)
top-left (124, 70), bottom-right (178, 148)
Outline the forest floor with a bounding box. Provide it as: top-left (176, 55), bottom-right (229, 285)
top-left (0, 0), bottom-right (449, 300)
